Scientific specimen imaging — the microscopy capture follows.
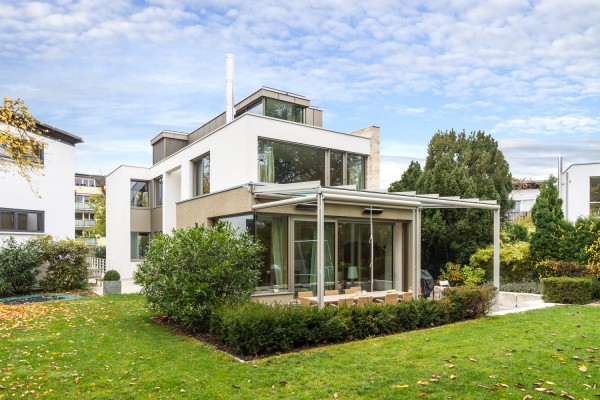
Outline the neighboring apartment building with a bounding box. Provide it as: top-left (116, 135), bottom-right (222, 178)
top-left (75, 173), bottom-right (104, 245)
top-left (0, 122), bottom-right (83, 243)
top-left (106, 86), bottom-right (501, 304)
top-left (507, 180), bottom-right (542, 221)
top-left (559, 161), bottom-right (600, 222)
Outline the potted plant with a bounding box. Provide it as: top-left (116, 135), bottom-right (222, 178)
top-left (103, 270), bottom-right (121, 295)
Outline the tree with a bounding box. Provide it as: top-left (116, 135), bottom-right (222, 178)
top-left (84, 175), bottom-right (106, 238)
top-left (389, 130), bottom-right (513, 276)
top-left (389, 160), bottom-right (422, 192)
top-left (530, 176), bottom-right (564, 261)
top-left (0, 97), bottom-right (46, 187)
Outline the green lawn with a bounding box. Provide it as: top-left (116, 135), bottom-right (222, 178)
top-left (0, 295), bottom-right (598, 399)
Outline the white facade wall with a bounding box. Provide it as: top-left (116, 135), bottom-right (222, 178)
top-left (560, 163), bottom-right (600, 222)
top-left (0, 135), bottom-right (76, 243)
top-left (106, 165), bottom-right (151, 278)
top-left (106, 114), bottom-right (373, 279)
top-left (509, 188), bottom-right (540, 213)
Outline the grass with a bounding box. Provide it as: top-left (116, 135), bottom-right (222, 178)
top-left (0, 295), bottom-right (598, 399)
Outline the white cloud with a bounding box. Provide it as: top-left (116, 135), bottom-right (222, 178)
top-left (491, 115), bottom-right (600, 136)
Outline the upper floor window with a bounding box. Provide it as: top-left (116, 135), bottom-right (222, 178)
top-left (258, 139), bottom-right (366, 189)
top-left (194, 154), bottom-right (210, 196)
top-left (591, 177), bottom-right (600, 216)
top-left (75, 195), bottom-right (90, 203)
top-left (130, 180), bottom-right (149, 207)
top-left (75, 177), bottom-right (97, 187)
top-left (238, 98), bottom-right (305, 124)
top-left (0, 208), bottom-right (44, 232)
top-left (0, 143), bottom-right (44, 165)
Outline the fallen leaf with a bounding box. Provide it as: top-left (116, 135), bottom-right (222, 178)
top-left (279, 381), bottom-right (288, 386)
top-left (395, 384), bottom-right (409, 388)
top-left (418, 394), bottom-right (426, 398)
top-left (417, 380), bottom-right (429, 386)
top-left (333, 393), bottom-right (339, 399)
top-left (578, 365), bottom-right (588, 372)
top-left (232, 385), bottom-right (241, 389)
top-left (494, 383), bottom-right (509, 388)
top-left (468, 357), bottom-right (478, 362)
top-left (560, 390), bottom-right (575, 399)
top-left (546, 381), bottom-right (555, 385)
top-left (523, 396), bottom-right (533, 400)
top-left (450, 374), bottom-right (457, 380)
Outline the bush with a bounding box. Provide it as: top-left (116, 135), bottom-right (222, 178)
top-left (93, 245), bottom-right (106, 259)
top-left (438, 263), bottom-right (485, 286)
top-left (500, 281), bottom-right (542, 294)
top-left (39, 238), bottom-right (89, 291)
top-left (542, 277), bottom-right (594, 304)
top-left (469, 241), bottom-right (534, 282)
top-left (443, 285), bottom-right (498, 320)
top-left (103, 270), bottom-right (120, 281)
top-left (534, 260), bottom-right (588, 279)
top-left (0, 237), bottom-right (44, 296)
top-left (210, 286), bottom-right (496, 357)
top-left (134, 222), bottom-right (264, 332)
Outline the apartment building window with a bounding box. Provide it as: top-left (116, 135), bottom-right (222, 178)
top-left (258, 139), bottom-right (366, 189)
top-left (75, 177), bottom-right (97, 187)
top-left (131, 232), bottom-right (150, 259)
top-left (0, 143), bottom-right (44, 165)
top-left (0, 208), bottom-right (44, 232)
top-left (130, 180), bottom-right (149, 207)
top-left (154, 177), bottom-right (163, 207)
top-left (238, 98), bottom-right (305, 124)
top-left (591, 177), bottom-right (600, 216)
top-left (193, 154), bottom-right (210, 196)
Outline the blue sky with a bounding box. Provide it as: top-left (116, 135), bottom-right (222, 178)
top-left (1, 0), bottom-right (599, 187)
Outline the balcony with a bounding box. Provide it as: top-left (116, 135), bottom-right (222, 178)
top-left (75, 220), bottom-right (96, 228)
top-left (75, 203), bottom-right (94, 211)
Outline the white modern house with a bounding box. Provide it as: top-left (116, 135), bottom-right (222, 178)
top-left (559, 160), bottom-right (600, 222)
top-left (507, 180), bottom-right (542, 221)
top-left (0, 122), bottom-right (83, 243)
top-left (106, 81), bottom-right (502, 306)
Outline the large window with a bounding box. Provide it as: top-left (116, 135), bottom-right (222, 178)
top-left (259, 139), bottom-right (325, 185)
top-left (258, 139), bottom-right (366, 189)
top-left (217, 214), bottom-right (255, 234)
top-left (131, 232), bottom-right (150, 259)
top-left (194, 154), bottom-right (210, 196)
top-left (75, 177), bottom-right (98, 187)
top-left (293, 220), bottom-right (335, 295)
top-left (0, 143), bottom-right (44, 165)
top-left (337, 222), bottom-right (393, 291)
top-left (255, 215), bottom-right (288, 292)
top-left (238, 98), bottom-right (305, 123)
top-left (0, 208), bottom-right (44, 232)
top-left (130, 181), bottom-right (149, 207)
top-left (591, 177), bottom-right (600, 216)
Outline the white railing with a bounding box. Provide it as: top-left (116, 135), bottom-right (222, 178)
top-left (87, 257), bottom-right (112, 283)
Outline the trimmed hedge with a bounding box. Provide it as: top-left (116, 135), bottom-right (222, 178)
top-left (542, 277), bottom-right (594, 304)
top-left (210, 286), bottom-right (497, 357)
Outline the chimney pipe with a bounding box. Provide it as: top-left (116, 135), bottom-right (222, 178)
top-left (226, 54), bottom-right (234, 123)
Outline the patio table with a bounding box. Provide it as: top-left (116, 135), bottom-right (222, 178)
top-left (306, 290), bottom-right (403, 305)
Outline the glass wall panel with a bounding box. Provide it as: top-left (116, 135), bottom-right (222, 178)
top-left (330, 151), bottom-right (344, 186)
top-left (338, 222), bottom-right (393, 291)
top-left (258, 139), bottom-right (325, 185)
top-left (265, 98), bottom-right (304, 123)
top-left (130, 181), bottom-right (149, 207)
top-left (347, 154), bottom-right (365, 189)
top-left (293, 220), bottom-right (335, 295)
top-left (247, 100), bottom-right (263, 115)
top-left (131, 232), bottom-right (150, 259)
top-left (372, 224), bottom-right (394, 290)
top-left (1, 211), bottom-right (14, 230)
top-left (255, 215), bottom-right (288, 292)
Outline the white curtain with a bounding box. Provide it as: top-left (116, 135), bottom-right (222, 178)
top-left (271, 218), bottom-right (284, 288)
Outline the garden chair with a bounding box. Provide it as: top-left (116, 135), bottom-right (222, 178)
top-left (345, 286), bottom-right (361, 294)
top-left (325, 289), bottom-right (339, 296)
top-left (402, 291), bottom-right (413, 301)
top-left (356, 296), bottom-right (373, 306)
top-left (375, 293), bottom-right (398, 304)
top-left (298, 291), bottom-right (314, 298)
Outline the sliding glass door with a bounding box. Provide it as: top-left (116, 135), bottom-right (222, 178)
top-left (337, 222), bottom-right (393, 291)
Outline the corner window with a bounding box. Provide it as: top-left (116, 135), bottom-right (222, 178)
top-left (194, 154), bottom-right (210, 196)
top-left (0, 208), bottom-right (44, 232)
top-left (265, 98), bottom-right (304, 123)
top-left (130, 180), bottom-right (149, 207)
top-left (258, 139), bottom-right (366, 189)
top-left (591, 177), bottom-right (600, 216)
top-left (131, 232), bottom-right (150, 259)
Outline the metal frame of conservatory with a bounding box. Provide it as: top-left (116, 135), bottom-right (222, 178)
top-left (251, 182), bottom-right (501, 309)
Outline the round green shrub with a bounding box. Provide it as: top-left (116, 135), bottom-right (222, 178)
top-left (103, 270), bottom-right (121, 281)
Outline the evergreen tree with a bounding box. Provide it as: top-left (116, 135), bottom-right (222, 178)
top-left (389, 129), bottom-right (512, 276)
top-left (530, 176), bottom-right (564, 261)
